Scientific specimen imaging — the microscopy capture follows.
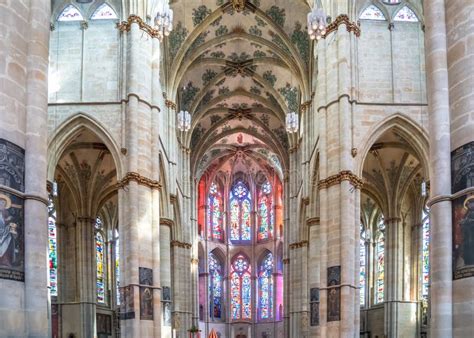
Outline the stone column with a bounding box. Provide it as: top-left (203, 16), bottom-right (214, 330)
top-left (424, 1), bottom-right (453, 337)
top-left (160, 220), bottom-right (172, 338)
top-left (444, 0), bottom-right (474, 336)
top-left (0, 1), bottom-right (50, 337)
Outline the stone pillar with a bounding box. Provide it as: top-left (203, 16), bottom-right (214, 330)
top-left (424, 1), bottom-right (453, 337)
top-left (444, 0), bottom-right (474, 336)
top-left (0, 1), bottom-right (50, 337)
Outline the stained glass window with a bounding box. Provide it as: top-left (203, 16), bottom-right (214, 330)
top-left (360, 223), bottom-right (367, 306)
top-left (209, 253), bottom-right (223, 319)
top-left (115, 228), bottom-right (120, 306)
top-left (57, 5), bottom-right (84, 21)
top-left (231, 254), bottom-right (252, 320)
top-left (95, 218), bottom-right (106, 304)
top-left (421, 210), bottom-right (430, 300)
top-left (48, 196), bottom-right (58, 297)
top-left (360, 5), bottom-right (386, 20)
top-left (259, 253), bottom-right (274, 320)
top-left (258, 182), bottom-right (274, 241)
top-left (91, 3), bottom-right (117, 20)
top-left (394, 6), bottom-right (419, 22)
top-left (375, 216), bottom-right (385, 304)
top-left (230, 182), bottom-right (252, 242)
top-left (208, 182), bottom-right (224, 241)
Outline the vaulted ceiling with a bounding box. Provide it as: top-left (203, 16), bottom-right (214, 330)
top-left (166, 0), bottom-right (312, 180)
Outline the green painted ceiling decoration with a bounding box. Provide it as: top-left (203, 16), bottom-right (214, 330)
top-left (168, 0), bottom-right (311, 179)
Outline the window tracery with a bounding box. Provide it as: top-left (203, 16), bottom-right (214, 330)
top-left (257, 181), bottom-right (274, 241)
top-left (231, 254), bottom-right (252, 320)
top-left (48, 196), bottom-right (58, 297)
top-left (259, 252), bottom-right (274, 320)
top-left (230, 182), bottom-right (252, 242)
top-left (95, 217), bottom-right (106, 304)
top-left (375, 215), bottom-right (385, 304)
top-left (208, 182), bottom-right (224, 241)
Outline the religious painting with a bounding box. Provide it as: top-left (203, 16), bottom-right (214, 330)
top-left (139, 267), bottom-right (153, 286)
top-left (327, 266), bottom-right (341, 322)
top-left (163, 302), bottom-right (172, 326)
top-left (0, 139), bottom-right (25, 282)
top-left (310, 287), bottom-right (319, 326)
top-left (96, 313), bottom-right (112, 335)
top-left (162, 286), bottom-right (171, 301)
top-left (119, 285), bottom-right (135, 320)
top-left (452, 141), bottom-right (474, 193)
top-left (453, 193), bottom-right (474, 279)
top-left (140, 286), bottom-right (154, 320)
top-left (0, 192), bottom-right (24, 281)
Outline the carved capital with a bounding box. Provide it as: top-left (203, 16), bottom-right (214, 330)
top-left (117, 172), bottom-right (162, 190)
top-left (171, 240), bottom-right (192, 249)
top-left (289, 240), bottom-right (309, 249)
top-left (324, 14), bottom-right (361, 38)
top-left (318, 170), bottom-right (363, 190)
top-left (160, 218), bottom-right (174, 227)
top-left (117, 15), bottom-right (163, 40)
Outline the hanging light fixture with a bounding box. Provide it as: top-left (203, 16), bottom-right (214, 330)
top-left (307, 1), bottom-right (327, 40)
top-left (154, 0), bottom-right (173, 39)
top-left (178, 110), bottom-right (191, 132)
top-left (286, 112), bottom-right (299, 134)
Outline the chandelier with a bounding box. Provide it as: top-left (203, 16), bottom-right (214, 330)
top-left (286, 112), bottom-right (299, 134)
top-left (154, 1), bottom-right (173, 38)
top-left (178, 110), bottom-right (191, 132)
top-left (307, 2), bottom-right (327, 40)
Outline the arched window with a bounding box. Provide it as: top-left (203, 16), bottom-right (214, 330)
top-left (114, 228), bottom-right (120, 306)
top-left (360, 223), bottom-right (367, 306)
top-left (48, 196), bottom-right (58, 297)
top-left (421, 210), bottom-right (430, 300)
top-left (375, 215), bottom-right (385, 304)
top-left (394, 6), bottom-right (419, 22)
top-left (91, 3), bottom-right (117, 20)
top-left (230, 182), bottom-right (252, 242)
top-left (57, 5), bottom-right (84, 21)
top-left (95, 217), bottom-right (106, 304)
top-left (209, 252), bottom-right (224, 319)
top-left (257, 181), bottom-right (274, 241)
top-left (359, 5), bottom-right (386, 20)
top-left (259, 252), bottom-right (274, 320)
top-left (208, 182), bottom-right (224, 241)
top-left (231, 254), bottom-right (252, 320)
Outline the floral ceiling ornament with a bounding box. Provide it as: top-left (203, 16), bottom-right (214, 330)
top-left (232, 0), bottom-right (246, 13)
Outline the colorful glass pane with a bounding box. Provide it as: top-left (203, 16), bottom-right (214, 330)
top-left (209, 253), bottom-right (223, 319)
top-left (230, 182), bottom-right (252, 242)
top-left (58, 5), bottom-right (83, 21)
top-left (258, 182), bottom-right (274, 241)
top-left (115, 229), bottom-right (120, 306)
top-left (208, 182), bottom-right (223, 241)
top-left (375, 217), bottom-right (385, 304)
top-left (48, 197), bottom-right (58, 297)
top-left (360, 5), bottom-right (386, 20)
top-left (394, 6), bottom-right (419, 22)
top-left (96, 229), bottom-right (106, 303)
top-left (360, 224), bottom-right (366, 306)
top-left (231, 255), bottom-right (251, 320)
top-left (91, 3), bottom-right (117, 20)
top-left (422, 211), bottom-right (430, 300)
top-left (259, 253), bottom-right (274, 320)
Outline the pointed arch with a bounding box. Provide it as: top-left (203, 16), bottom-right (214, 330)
top-left (90, 3), bottom-right (118, 20)
top-left (57, 4), bottom-right (84, 22)
top-left (47, 113), bottom-right (123, 181)
top-left (159, 152), bottom-right (171, 219)
top-left (359, 4), bottom-right (386, 20)
top-left (393, 5), bottom-right (419, 22)
top-left (356, 114), bottom-right (429, 179)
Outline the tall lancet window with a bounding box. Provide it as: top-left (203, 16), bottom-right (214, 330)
top-left (114, 228), bottom-right (120, 306)
top-left (375, 215), bottom-right (385, 304)
top-left (360, 223), bottom-right (367, 306)
top-left (209, 252), bottom-right (223, 319)
top-left (95, 217), bottom-right (106, 304)
top-left (208, 182), bottom-right (224, 241)
top-left (257, 181), bottom-right (274, 241)
top-left (421, 210), bottom-right (430, 300)
top-left (230, 182), bottom-right (252, 242)
top-left (231, 254), bottom-right (252, 320)
top-left (259, 252), bottom-right (274, 320)
top-left (48, 196), bottom-right (58, 297)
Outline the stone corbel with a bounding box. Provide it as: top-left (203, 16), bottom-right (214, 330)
top-left (324, 14), bottom-right (361, 38)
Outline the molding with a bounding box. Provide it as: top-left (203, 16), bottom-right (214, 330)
top-left (289, 240), bottom-right (309, 249)
top-left (307, 217), bottom-right (320, 226)
top-left (117, 15), bottom-right (163, 40)
top-left (160, 218), bottom-right (174, 227)
top-left (0, 185), bottom-right (49, 206)
top-left (282, 258), bottom-right (290, 264)
top-left (318, 170), bottom-right (363, 190)
top-left (427, 186), bottom-right (474, 208)
top-left (117, 172), bottom-right (161, 190)
top-left (165, 99), bottom-right (177, 111)
top-left (299, 92), bottom-right (315, 114)
top-left (171, 240), bottom-right (192, 249)
top-left (325, 14), bottom-right (361, 38)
